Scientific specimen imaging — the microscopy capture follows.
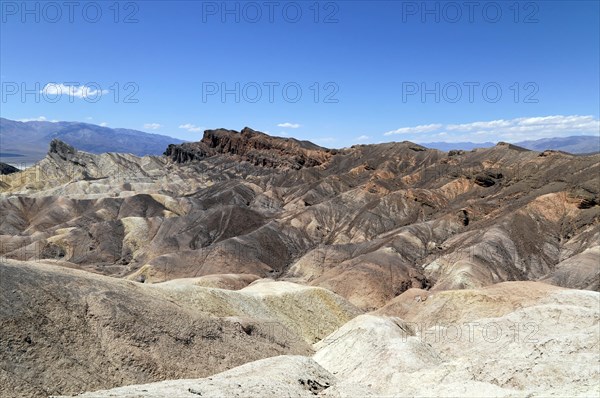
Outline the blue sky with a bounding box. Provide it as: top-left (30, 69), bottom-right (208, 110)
top-left (1, 0), bottom-right (599, 147)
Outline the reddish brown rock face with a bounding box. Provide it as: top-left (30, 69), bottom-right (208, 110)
top-left (164, 127), bottom-right (333, 169)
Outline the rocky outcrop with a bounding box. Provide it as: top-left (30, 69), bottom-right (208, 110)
top-left (48, 138), bottom-right (77, 160)
top-left (165, 127), bottom-right (333, 169)
top-left (0, 162), bottom-right (19, 175)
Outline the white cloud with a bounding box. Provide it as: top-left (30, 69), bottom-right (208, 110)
top-left (356, 135), bottom-right (370, 141)
top-left (383, 115), bottom-right (600, 142)
top-left (41, 83), bottom-right (108, 99)
top-left (277, 122), bottom-right (301, 129)
top-left (446, 120), bottom-right (512, 132)
top-left (18, 116), bottom-right (47, 122)
top-left (179, 123), bottom-right (203, 132)
top-left (143, 123), bottom-right (161, 130)
top-left (384, 123), bottom-right (443, 136)
top-left (18, 116), bottom-right (59, 123)
top-left (99, 122), bottom-right (108, 127)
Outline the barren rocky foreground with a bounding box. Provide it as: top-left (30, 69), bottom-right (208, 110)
top-left (1, 128), bottom-right (599, 397)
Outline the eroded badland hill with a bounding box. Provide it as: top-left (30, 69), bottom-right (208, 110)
top-left (1, 128), bottom-right (598, 397)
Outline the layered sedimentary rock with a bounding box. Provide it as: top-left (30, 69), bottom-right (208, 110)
top-left (1, 129), bottom-right (599, 397)
top-left (164, 127), bottom-right (333, 169)
top-left (0, 260), bottom-right (358, 397)
top-left (1, 131), bottom-right (599, 310)
top-left (56, 283), bottom-right (600, 397)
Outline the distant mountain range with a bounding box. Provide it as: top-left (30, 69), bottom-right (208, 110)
top-left (421, 135), bottom-right (600, 154)
top-left (0, 118), bottom-right (184, 164)
top-left (511, 135), bottom-right (600, 154)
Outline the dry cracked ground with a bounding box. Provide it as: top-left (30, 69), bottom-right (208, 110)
top-left (1, 128), bottom-right (599, 397)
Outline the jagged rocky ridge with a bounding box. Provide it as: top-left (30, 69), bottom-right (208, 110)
top-left (164, 127), bottom-right (334, 168)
